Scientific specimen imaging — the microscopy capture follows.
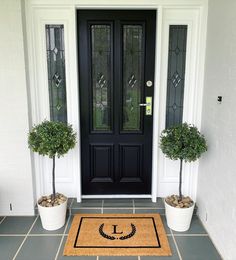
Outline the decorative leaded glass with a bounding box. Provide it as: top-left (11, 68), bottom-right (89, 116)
top-left (91, 25), bottom-right (111, 131)
top-left (122, 25), bottom-right (143, 131)
top-left (46, 25), bottom-right (67, 122)
top-left (166, 25), bottom-right (187, 128)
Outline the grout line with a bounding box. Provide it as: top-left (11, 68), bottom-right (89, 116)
top-left (70, 207), bottom-right (165, 210)
top-left (54, 237), bottom-right (65, 260)
top-left (173, 233), bottom-right (209, 236)
top-left (0, 216), bottom-right (6, 225)
top-left (102, 207), bottom-right (134, 209)
top-left (134, 207), bottom-right (165, 210)
top-left (12, 215), bottom-right (39, 260)
top-left (101, 200), bottom-right (104, 214)
top-left (69, 198), bottom-right (74, 215)
top-left (69, 198), bottom-right (74, 208)
top-left (0, 234), bottom-right (26, 237)
top-left (170, 229), bottom-right (183, 260)
top-left (71, 207), bottom-right (106, 210)
top-left (28, 234), bottom-right (65, 237)
top-left (54, 215), bottom-right (71, 260)
top-left (132, 200), bottom-right (135, 213)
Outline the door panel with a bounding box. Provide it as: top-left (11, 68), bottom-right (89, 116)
top-left (119, 144), bottom-right (143, 182)
top-left (78, 10), bottom-right (156, 194)
top-left (90, 144), bottom-right (114, 183)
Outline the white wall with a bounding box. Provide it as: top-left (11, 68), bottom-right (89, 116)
top-left (0, 0), bottom-right (35, 215)
top-left (197, 0), bottom-right (236, 259)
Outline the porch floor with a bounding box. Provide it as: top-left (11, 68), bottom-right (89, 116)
top-left (0, 198), bottom-right (222, 260)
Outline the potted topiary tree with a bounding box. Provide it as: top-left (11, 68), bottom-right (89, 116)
top-left (28, 120), bottom-right (76, 230)
top-left (160, 122), bottom-right (207, 232)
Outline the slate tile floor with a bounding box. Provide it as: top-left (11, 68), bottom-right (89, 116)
top-left (0, 198), bottom-right (222, 260)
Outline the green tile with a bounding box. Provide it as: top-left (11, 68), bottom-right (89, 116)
top-left (100, 257), bottom-right (138, 260)
top-left (135, 208), bottom-right (165, 214)
top-left (160, 215), bottom-right (171, 234)
top-left (0, 216), bottom-right (36, 234)
top-left (15, 236), bottom-right (62, 260)
top-left (71, 208), bottom-right (101, 215)
top-left (72, 199), bottom-right (102, 208)
top-left (175, 236), bottom-right (222, 260)
top-left (172, 215), bottom-right (207, 234)
top-left (0, 236), bottom-right (25, 260)
top-left (103, 199), bottom-right (133, 208)
top-left (134, 198), bottom-right (164, 208)
top-left (103, 208), bottom-right (133, 214)
top-left (57, 237), bottom-right (97, 260)
top-left (65, 216), bottom-right (74, 234)
top-left (30, 216), bottom-right (68, 234)
top-left (140, 236), bottom-right (180, 260)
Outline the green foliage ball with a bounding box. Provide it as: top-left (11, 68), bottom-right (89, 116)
top-left (160, 123), bottom-right (207, 162)
top-left (28, 120), bottom-right (77, 158)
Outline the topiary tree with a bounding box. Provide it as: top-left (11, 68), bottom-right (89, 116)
top-left (160, 123), bottom-right (207, 201)
top-left (28, 120), bottom-right (77, 201)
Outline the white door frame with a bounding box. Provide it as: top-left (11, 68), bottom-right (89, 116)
top-left (24, 0), bottom-right (208, 203)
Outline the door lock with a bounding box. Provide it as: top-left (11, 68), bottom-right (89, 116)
top-left (146, 80), bottom-right (153, 87)
top-left (139, 97), bottom-right (152, 115)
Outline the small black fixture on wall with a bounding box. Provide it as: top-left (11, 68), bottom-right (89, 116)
top-left (217, 96), bottom-right (222, 104)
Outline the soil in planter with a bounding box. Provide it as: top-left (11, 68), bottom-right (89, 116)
top-left (165, 195), bottom-right (194, 208)
top-left (38, 193), bottom-right (67, 207)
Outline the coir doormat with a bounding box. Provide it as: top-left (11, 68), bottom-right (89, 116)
top-left (64, 214), bottom-right (172, 256)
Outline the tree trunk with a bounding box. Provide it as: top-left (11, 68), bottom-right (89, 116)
top-left (179, 159), bottom-right (183, 201)
top-left (52, 156), bottom-right (56, 200)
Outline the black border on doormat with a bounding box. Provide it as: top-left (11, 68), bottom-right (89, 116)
top-left (73, 216), bottom-right (161, 248)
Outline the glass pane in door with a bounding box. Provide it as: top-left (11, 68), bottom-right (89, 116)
top-left (91, 25), bottom-right (112, 131)
top-left (122, 25), bottom-right (144, 131)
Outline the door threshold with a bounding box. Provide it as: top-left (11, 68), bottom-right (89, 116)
top-left (82, 195), bottom-right (152, 199)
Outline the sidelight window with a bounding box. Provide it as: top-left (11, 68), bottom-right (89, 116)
top-left (45, 24), bottom-right (67, 122)
top-left (165, 25), bottom-right (187, 128)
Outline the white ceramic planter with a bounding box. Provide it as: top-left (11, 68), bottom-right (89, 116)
top-left (164, 199), bottom-right (195, 232)
top-left (37, 198), bottom-right (68, 231)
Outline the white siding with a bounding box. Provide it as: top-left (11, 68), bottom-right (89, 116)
top-left (198, 0), bottom-right (236, 259)
top-left (0, 0), bottom-right (35, 215)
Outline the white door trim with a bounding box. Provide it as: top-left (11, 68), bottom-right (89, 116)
top-left (24, 0), bottom-right (208, 203)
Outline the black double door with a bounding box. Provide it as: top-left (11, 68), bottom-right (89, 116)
top-left (78, 10), bottom-right (156, 194)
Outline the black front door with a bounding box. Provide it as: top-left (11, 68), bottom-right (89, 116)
top-left (78, 10), bottom-right (156, 195)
